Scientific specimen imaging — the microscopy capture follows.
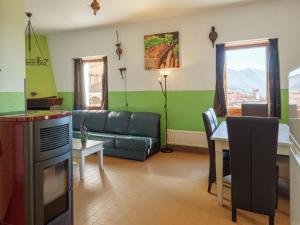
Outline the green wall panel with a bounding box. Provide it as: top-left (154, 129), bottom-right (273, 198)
top-left (108, 91), bottom-right (164, 114)
top-left (58, 92), bottom-right (74, 111)
top-left (59, 89), bottom-right (289, 131)
top-left (26, 35), bottom-right (57, 98)
top-left (281, 89), bottom-right (289, 124)
top-left (108, 90), bottom-right (215, 132)
top-left (168, 91), bottom-right (215, 131)
top-left (0, 92), bottom-right (25, 113)
top-left (57, 89), bottom-right (289, 145)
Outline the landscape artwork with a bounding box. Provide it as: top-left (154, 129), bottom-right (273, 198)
top-left (144, 32), bottom-right (180, 70)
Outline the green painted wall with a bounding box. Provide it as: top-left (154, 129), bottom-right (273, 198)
top-left (26, 35), bottom-right (57, 98)
top-left (58, 92), bottom-right (74, 111)
top-left (281, 89), bottom-right (289, 124)
top-left (58, 89), bottom-right (289, 132)
top-left (108, 90), bottom-right (215, 132)
top-left (0, 92), bottom-right (25, 113)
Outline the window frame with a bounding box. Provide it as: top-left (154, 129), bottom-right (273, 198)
top-left (224, 40), bottom-right (270, 116)
top-left (82, 57), bottom-right (104, 110)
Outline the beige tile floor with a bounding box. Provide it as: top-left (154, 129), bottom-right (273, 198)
top-left (73, 151), bottom-right (290, 225)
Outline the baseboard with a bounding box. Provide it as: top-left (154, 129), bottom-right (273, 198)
top-left (168, 144), bottom-right (209, 154)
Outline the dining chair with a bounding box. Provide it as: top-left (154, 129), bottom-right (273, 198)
top-left (202, 108), bottom-right (231, 193)
top-left (227, 117), bottom-right (279, 225)
top-left (241, 103), bottom-right (269, 117)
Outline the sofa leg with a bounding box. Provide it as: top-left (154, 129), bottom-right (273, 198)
top-left (232, 207), bottom-right (237, 222)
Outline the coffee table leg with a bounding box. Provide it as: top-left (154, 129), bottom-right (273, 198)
top-left (79, 155), bottom-right (85, 180)
top-left (97, 149), bottom-right (103, 170)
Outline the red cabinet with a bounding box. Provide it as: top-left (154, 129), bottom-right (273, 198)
top-left (0, 111), bottom-right (72, 225)
top-left (0, 121), bottom-right (25, 225)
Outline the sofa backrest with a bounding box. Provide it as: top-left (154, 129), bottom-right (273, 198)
top-left (72, 110), bottom-right (87, 131)
top-left (72, 110), bottom-right (161, 138)
top-left (128, 112), bottom-right (161, 138)
top-left (104, 111), bottom-right (132, 134)
top-left (85, 110), bottom-right (109, 132)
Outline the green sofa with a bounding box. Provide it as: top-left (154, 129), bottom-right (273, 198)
top-left (72, 110), bottom-right (161, 161)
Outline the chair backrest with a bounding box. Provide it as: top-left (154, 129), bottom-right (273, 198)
top-left (227, 117), bottom-right (279, 215)
top-left (202, 108), bottom-right (218, 154)
top-left (209, 108), bottom-right (218, 127)
top-left (241, 103), bottom-right (269, 117)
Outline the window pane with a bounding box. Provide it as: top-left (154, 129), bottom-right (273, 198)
top-left (83, 60), bottom-right (103, 107)
top-left (226, 47), bottom-right (267, 109)
top-left (289, 73), bottom-right (300, 116)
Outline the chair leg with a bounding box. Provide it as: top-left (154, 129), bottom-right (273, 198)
top-left (208, 182), bottom-right (213, 193)
top-left (276, 167), bottom-right (279, 209)
top-left (232, 207), bottom-right (237, 222)
top-left (276, 180), bottom-right (278, 209)
top-left (269, 215), bottom-right (275, 225)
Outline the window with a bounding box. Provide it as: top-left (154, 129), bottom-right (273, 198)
top-left (83, 58), bottom-right (104, 109)
top-left (289, 68), bottom-right (300, 116)
top-left (225, 42), bottom-right (268, 115)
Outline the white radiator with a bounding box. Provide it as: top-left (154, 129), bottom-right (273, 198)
top-left (167, 129), bottom-right (208, 148)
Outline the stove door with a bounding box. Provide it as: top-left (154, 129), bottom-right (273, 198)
top-left (34, 151), bottom-right (73, 225)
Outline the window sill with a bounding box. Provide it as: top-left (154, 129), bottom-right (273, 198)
top-left (86, 106), bottom-right (102, 110)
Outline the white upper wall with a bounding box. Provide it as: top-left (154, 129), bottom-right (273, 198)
top-left (0, 0), bottom-right (25, 92)
top-left (48, 0), bottom-right (300, 92)
top-left (25, 0), bottom-right (264, 33)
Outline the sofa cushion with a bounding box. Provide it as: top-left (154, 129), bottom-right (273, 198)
top-left (115, 135), bottom-right (158, 152)
top-left (72, 110), bottom-right (87, 131)
top-left (104, 111), bottom-right (132, 134)
top-left (85, 110), bottom-right (109, 132)
top-left (88, 132), bottom-right (115, 148)
top-left (73, 131), bottom-right (115, 148)
top-left (128, 112), bottom-right (160, 138)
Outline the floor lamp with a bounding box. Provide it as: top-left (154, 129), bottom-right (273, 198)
top-left (158, 69), bottom-right (173, 153)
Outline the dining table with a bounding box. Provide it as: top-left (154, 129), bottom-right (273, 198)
top-left (211, 121), bottom-right (291, 206)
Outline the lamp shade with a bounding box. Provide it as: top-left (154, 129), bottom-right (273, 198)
top-left (159, 68), bottom-right (172, 76)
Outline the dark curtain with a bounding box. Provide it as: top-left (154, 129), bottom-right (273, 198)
top-left (214, 44), bottom-right (227, 117)
top-left (100, 57), bottom-right (108, 110)
top-left (267, 38), bottom-right (281, 118)
top-left (73, 58), bottom-right (86, 110)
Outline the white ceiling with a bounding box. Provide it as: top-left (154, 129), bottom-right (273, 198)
top-left (24, 0), bottom-right (264, 34)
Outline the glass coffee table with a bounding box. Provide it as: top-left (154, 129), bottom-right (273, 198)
top-left (72, 138), bottom-right (104, 180)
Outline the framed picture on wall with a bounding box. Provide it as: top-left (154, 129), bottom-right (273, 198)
top-left (144, 31), bottom-right (180, 70)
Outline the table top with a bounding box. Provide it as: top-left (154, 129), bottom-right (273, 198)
top-left (211, 121), bottom-right (291, 146)
top-left (72, 138), bottom-right (104, 151)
